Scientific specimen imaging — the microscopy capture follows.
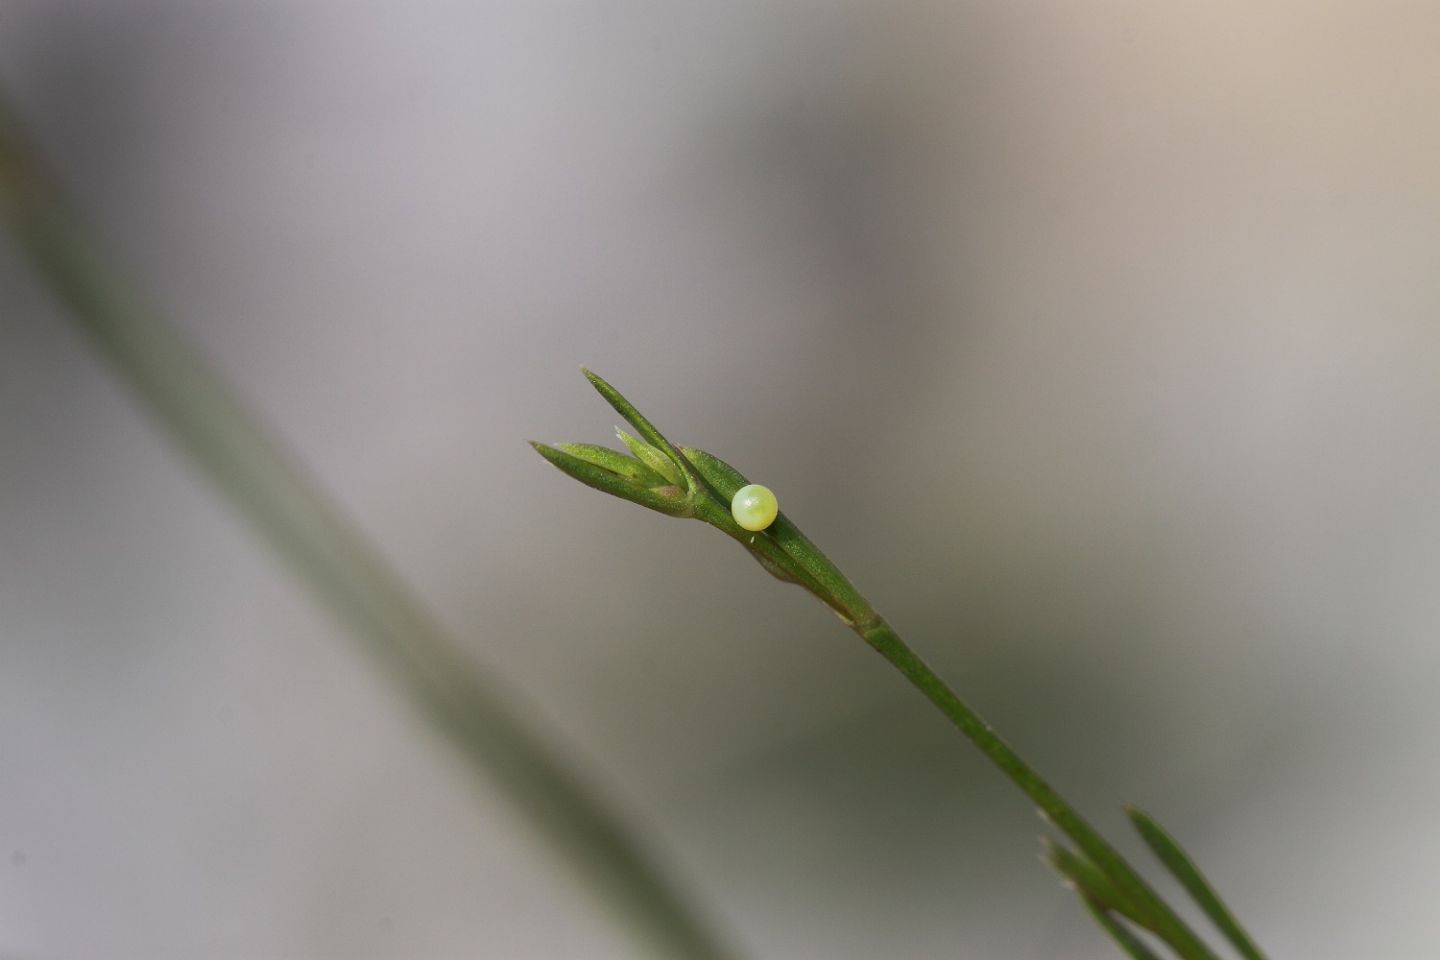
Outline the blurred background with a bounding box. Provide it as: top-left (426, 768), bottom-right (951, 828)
top-left (3, 2), bottom-right (1439, 957)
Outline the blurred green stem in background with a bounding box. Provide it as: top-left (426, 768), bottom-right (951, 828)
top-left (533, 372), bottom-right (1271, 959)
top-left (0, 94), bottom-right (733, 960)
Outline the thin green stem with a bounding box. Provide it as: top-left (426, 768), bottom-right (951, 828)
top-left (540, 373), bottom-right (1250, 960)
top-left (0, 93), bottom-right (734, 960)
top-left (857, 617), bottom-right (1218, 960)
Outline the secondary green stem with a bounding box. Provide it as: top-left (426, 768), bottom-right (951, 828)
top-left (857, 616), bottom-right (1217, 960)
top-left (0, 93), bottom-right (733, 960)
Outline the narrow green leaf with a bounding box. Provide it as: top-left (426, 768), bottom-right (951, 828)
top-left (763, 514), bottom-right (874, 625)
top-left (531, 442), bottom-right (690, 517)
top-left (581, 368), bottom-right (708, 496)
top-left (750, 550), bottom-right (804, 585)
top-left (682, 446), bottom-right (865, 617)
top-left (679, 447), bottom-right (844, 603)
top-left (1125, 806), bottom-right (1267, 960)
top-left (681, 446), bottom-right (749, 500)
top-left (615, 428), bottom-right (683, 487)
top-left (1042, 838), bottom-right (1155, 932)
top-left (557, 442), bottom-right (670, 487)
top-left (582, 367), bottom-right (672, 452)
top-left (1081, 896), bottom-right (1164, 960)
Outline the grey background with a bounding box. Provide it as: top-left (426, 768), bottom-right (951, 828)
top-left (3, 2), bottom-right (1438, 957)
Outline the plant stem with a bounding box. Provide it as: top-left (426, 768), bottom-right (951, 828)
top-left (857, 617), bottom-right (1218, 960)
top-left (0, 93), bottom-right (734, 960)
top-left (557, 376), bottom-right (1234, 960)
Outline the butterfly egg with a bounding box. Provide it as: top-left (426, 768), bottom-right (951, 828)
top-left (731, 484), bottom-right (778, 532)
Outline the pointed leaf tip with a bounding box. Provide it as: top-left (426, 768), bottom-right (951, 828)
top-left (1126, 806), bottom-right (1267, 960)
top-left (557, 441), bottom-right (670, 486)
top-left (581, 369), bottom-right (658, 436)
top-left (534, 441), bottom-right (691, 517)
top-left (581, 367), bottom-right (613, 399)
top-left (578, 372), bottom-right (706, 494)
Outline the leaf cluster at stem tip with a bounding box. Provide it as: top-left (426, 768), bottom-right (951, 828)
top-left (530, 369), bottom-right (873, 626)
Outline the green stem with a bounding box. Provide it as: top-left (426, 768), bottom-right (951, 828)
top-left (0, 93), bottom-right (734, 960)
top-left (560, 377), bottom-right (1235, 960)
top-left (857, 618), bottom-right (1218, 960)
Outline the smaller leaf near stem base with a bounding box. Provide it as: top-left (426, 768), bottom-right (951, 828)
top-left (1081, 896), bottom-right (1164, 960)
top-left (1125, 806), bottom-right (1268, 960)
top-left (1041, 837), bottom-right (1156, 933)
